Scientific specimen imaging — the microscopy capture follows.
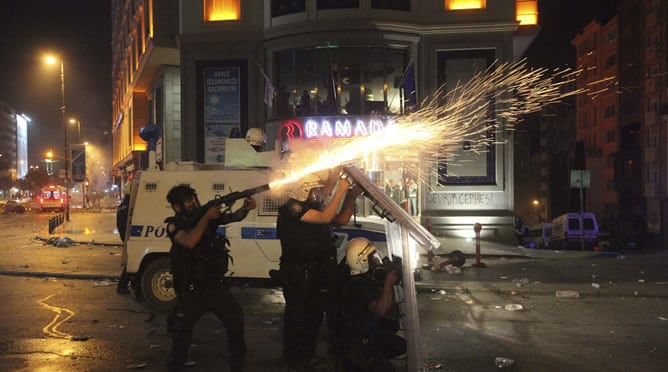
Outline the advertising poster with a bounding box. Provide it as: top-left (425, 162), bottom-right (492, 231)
top-left (204, 66), bottom-right (241, 163)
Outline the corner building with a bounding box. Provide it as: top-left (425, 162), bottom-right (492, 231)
top-left (112, 0), bottom-right (539, 250)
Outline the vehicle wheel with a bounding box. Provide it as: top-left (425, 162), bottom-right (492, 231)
top-left (141, 257), bottom-right (177, 312)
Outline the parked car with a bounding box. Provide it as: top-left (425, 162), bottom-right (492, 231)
top-left (549, 213), bottom-right (599, 250)
top-left (3, 200), bottom-right (26, 214)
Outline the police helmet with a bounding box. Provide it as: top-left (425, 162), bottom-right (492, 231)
top-left (289, 173), bottom-right (325, 202)
top-left (245, 128), bottom-right (266, 147)
top-left (346, 237), bottom-right (378, 275)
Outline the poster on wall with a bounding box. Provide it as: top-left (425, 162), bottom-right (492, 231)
top-left (204, 66), bottom-right (241, 163)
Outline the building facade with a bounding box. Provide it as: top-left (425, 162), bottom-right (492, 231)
top-left (111, 0), bottom-right (539, 249)
top-left (0, 102), bottom-right (29, 182)
top-left (572, 17), bottom-right (621, 231)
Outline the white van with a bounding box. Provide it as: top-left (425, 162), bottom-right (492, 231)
top-left (549, 213), bottom-right (599, 250)
top-left (524, 223), bottom-right (552, 249)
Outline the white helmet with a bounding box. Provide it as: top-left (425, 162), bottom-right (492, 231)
top-left (246, 128), bottom-right (266, 147)
top-left (346, 237), bottom-right (377, 275)
top-left (289, 173), bottom-right (325, 202)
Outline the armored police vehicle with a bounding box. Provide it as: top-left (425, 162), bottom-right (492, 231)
top-left (122, 138), bottom-right (387, 312)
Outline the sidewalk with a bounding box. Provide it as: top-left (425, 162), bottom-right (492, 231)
top-left (37, 209), bottom-right (123, 246)
top-left (3, 210), bottom-right (667, 299)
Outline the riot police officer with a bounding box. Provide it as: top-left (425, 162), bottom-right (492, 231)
top-left (165, 185), bottom-right (256, 372)
top-left (276, 170), bottom-right (362, 371)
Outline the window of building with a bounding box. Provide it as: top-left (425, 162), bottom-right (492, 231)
top-left (606, 129), bottom-right (616, 143)
top-left (273, 46), bottom-right (411, 118)
top-left (516, 0), bottom-right (537, 25)
top-left (317, 0), bottom-right (359, 10)
top-left (204, 0), bottom-right (240, 22)
top-left (445, 0), bottom-right (486, 11)
top-left (271, 0), bottom-right (306, 17)
top-left (371, 0), bottom-right (410, 11)
top-left (436, 49), bottom-right (496, 185)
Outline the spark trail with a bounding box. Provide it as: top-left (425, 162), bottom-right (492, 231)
top-left (268, 60), bottom-right (580, 190)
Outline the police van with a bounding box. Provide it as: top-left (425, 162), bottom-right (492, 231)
top-left (122, 138), bottom-right (387, 312)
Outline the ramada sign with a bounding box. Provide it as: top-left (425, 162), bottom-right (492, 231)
top-left (279, 116), bottom-right (396, 143)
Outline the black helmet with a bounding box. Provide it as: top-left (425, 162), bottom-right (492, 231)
top-left (166, 185), bottom-right (197, 205)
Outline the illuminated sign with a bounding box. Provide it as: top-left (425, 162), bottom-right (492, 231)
top-left (279, 116), bottom-right (395, 143)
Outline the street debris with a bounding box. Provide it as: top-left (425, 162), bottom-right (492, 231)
top-left (71, 335), bottom-right (91, 341)
top-left (424, 359), bottom-right (443, 369)
top-left (44, 237), bottom-right (77, 247)
top-left (125, 363), bottom-right (147, 369)
top-left (92, 279), bottom-right (115, 287)
top-left (592, 283), bottom-right (600, 289)
top-left (504, 304), bottom-right (523, 311)
top-left (444, 265), bottom-right (461, 274)
top-left (513, 278), bottom-right (529, 287)
top-left (555, 290), bottom-right (580, 298)
top-left (658, 316), bottom-right (667, 321)
top-left (494, 356), bottom-right (514, 368)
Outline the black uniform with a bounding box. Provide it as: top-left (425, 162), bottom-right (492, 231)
top-left (116, 195), bottom-right (131, 293)
top-left (166, 207), bottom-right (249, 372)
top-left (341, 272), bottom-right (407, 371)
top-left (276, 198), bottom-right (341, 367)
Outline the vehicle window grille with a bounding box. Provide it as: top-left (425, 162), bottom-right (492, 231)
top-left (260, 195), bottom-right (288, 215)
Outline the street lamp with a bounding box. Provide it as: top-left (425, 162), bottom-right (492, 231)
top-left (69, 118), bottom-right (81, 143)
top-left (45, 55), bottom-right (70, 221)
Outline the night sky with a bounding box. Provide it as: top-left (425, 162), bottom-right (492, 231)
top-left (0, 0), bottom-right (620, 166)
top-left (0, 1), bottom-right (111, 165)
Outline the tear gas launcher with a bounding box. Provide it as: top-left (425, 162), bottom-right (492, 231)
top-left (192, 184), bottom-right (270, 223)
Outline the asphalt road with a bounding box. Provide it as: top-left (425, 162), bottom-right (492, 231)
top-left (0, 210), bottom-right (667, 371)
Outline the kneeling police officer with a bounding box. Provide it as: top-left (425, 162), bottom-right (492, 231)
top-left (165, 185), bottom-right (256, 372)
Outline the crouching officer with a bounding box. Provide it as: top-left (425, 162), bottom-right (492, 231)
top-left (340, 237), bottom-right (406, 371)
top-left (165, 185), bottom-right (256, 372)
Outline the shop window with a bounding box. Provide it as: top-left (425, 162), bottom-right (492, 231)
top-left (271, 0), bottom-right (306, 17)
top-left (317, 0), bottom-right (360, 10)
top-left (204, 0), bottom-right (240, 22)
top-left (436, 49), bottom-right (496, 185)
top-left (273, 46), bottom-right (410, 118)
top-left (445, 0), bottom-right (486, 11)
top-left (371, 0), bottom-right (409, 11)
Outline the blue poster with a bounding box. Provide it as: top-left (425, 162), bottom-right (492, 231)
top-left (204, 67), bottom-right (241, 163)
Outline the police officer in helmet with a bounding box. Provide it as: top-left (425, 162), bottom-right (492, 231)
top-left (165, 185), bottom-right (256, 372)
top-left (340, 237), bottom-right (406, 371)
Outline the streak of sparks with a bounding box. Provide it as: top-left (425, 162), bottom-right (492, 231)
top-left (268, 60), bottom-right (578, 190)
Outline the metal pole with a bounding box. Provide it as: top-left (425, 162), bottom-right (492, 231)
top-left (400, 225), bottom-right (422, 371)
top-left (60, 60), bottom-right (70, 221)
top-left (579, 185), bottom-right (584, 251)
